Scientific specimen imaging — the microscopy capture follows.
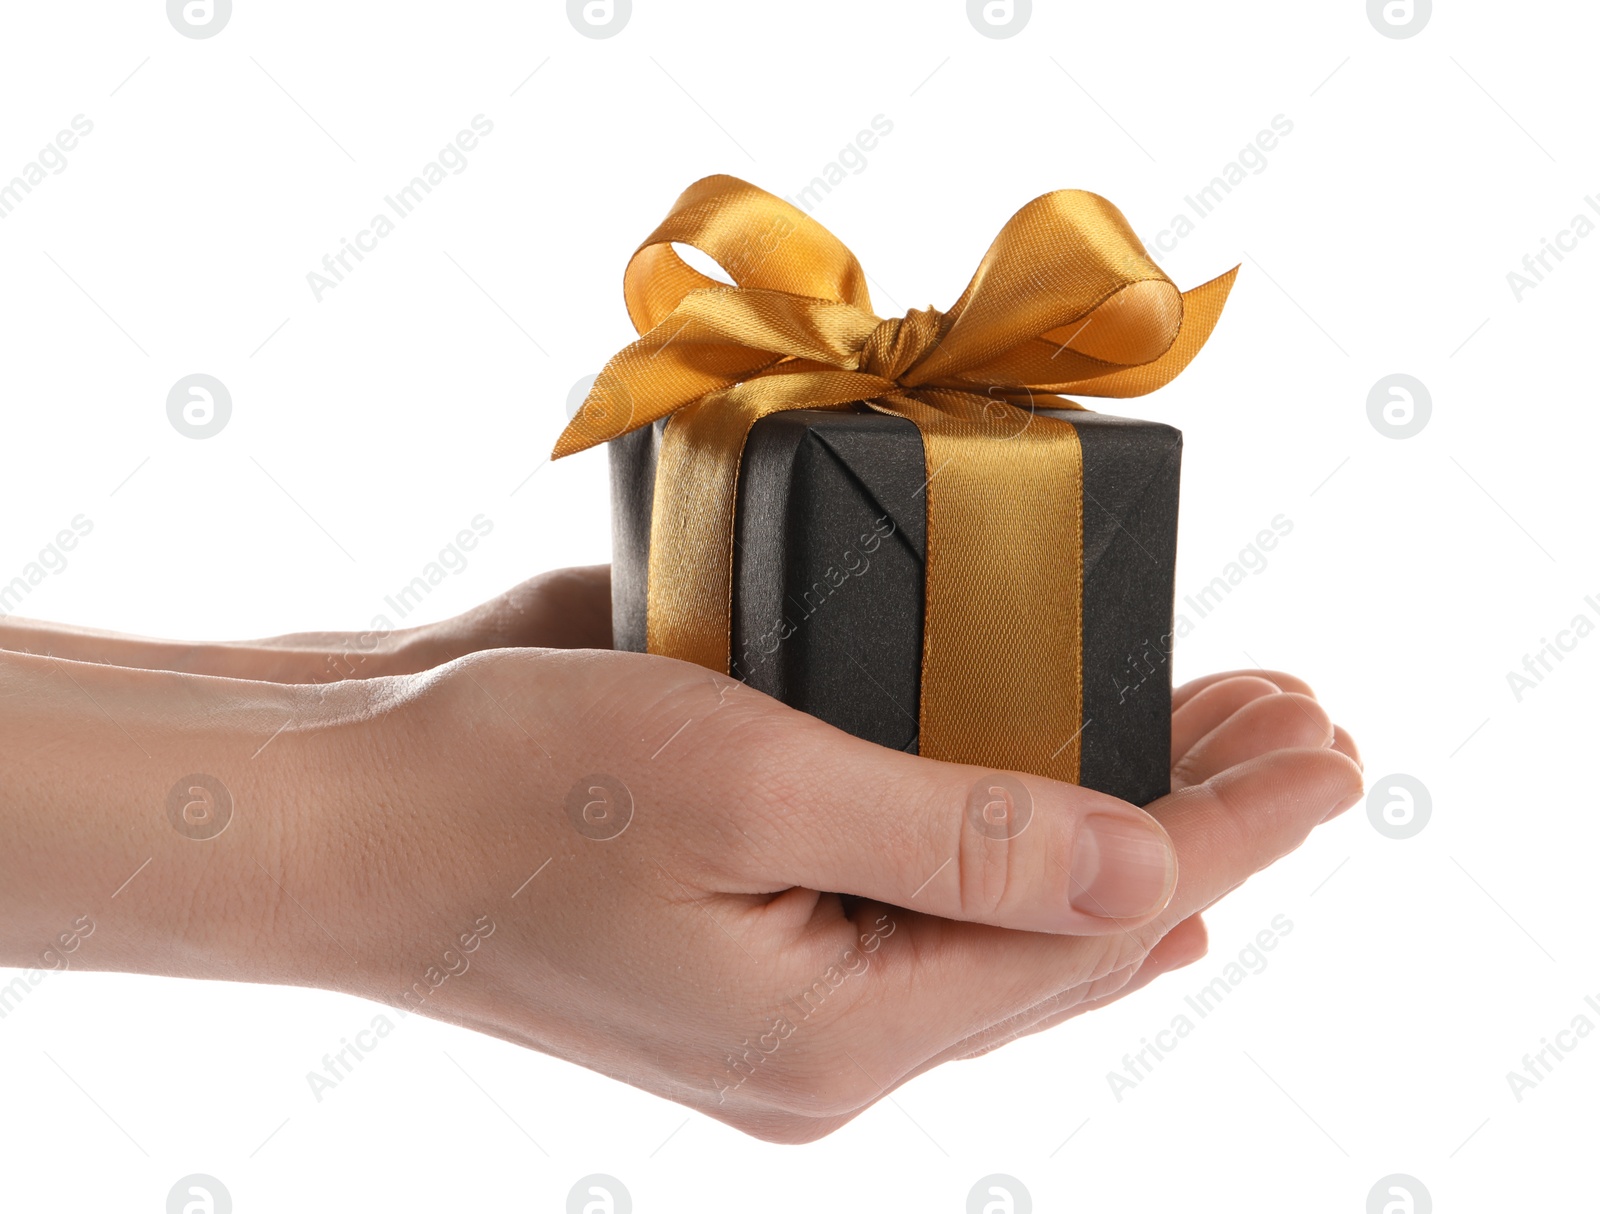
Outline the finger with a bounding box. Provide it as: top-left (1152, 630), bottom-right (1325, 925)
top-left (986, 914), bottom-right (1208, 1048)
top-left (720, 708), bottom-right (1179, 936)
top-left (748, 745), bottom-right (1177, 934)
top-left (518, 565), bottom-right (613, 649)
top-left (1143, 910), bottom-right (1209, 969)
top-left (848, 748), bottom-right (1360, 1069)
top-left (886, 913), bottom-right (1211, 1076)
top-left (944, 960), bottom-right (1146, 1063)
top-left (1173, 668), bottom-right (1315, 711)
top-left (748, 941), bottom-right (1165, 1138)
top-left (995, 911), bottom-right (1212, 1046)
top-left (977, 911), bottom-right (1211, 1055)
top-left (957, 919), bottom-right (1210, 1060)
top-left (1171, 676), bottom-right (1281, 765)
top-left (1171, 693), bottom-right (1332, 789)
top-left (1331, 724), bottom-right (1362, 771)
top-left (1150, 747), bottom-right (1362, 928)
top-left (455, 565), bottom-right (613, 652)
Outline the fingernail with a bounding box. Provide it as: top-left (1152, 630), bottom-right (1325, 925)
top-left (1068, 813), bottom-right (1176, 920)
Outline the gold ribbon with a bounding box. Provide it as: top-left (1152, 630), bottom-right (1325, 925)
top-left (553, 175), bottom-right (1235, 784)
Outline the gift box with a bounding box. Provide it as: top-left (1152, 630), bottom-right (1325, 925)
top-left (554, 175), bottom-right (1236, 807)
top-left (609, 406), bottom-right (1181, 805)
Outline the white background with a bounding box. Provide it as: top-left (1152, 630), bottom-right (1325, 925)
top-left (1, 1), bottom-right (1594, 1210)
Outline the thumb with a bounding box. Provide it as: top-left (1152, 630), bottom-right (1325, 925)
top-left (725, 708), bottom-right (1178, 935)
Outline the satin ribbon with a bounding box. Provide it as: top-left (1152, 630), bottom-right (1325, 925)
top-left (553, 174), bottom-right (1235, 783)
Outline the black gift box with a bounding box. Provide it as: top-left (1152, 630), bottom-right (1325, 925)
top-left (610, 407), bottom-right (1179, 807)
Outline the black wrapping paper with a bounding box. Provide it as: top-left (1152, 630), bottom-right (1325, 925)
top-left (610, 407), bottom-right (1180, 806)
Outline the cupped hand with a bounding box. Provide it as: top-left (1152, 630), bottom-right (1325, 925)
top-left (293, 649), bottom-right (1360, 1144)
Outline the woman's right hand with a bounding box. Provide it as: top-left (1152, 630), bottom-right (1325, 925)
top-left (290, 651), bottom-right (1360, 1143)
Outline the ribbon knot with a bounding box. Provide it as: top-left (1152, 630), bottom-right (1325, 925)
top-left (856, 306), bottom-right (945, 383)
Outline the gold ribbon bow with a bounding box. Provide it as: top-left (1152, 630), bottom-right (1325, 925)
top-left (553, 174), bottom-right (1236, 784)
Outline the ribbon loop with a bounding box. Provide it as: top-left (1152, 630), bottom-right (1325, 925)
top-left (622, 175), bottom-right (873, 333)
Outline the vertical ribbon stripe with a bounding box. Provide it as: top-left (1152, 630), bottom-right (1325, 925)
top-left (884, 396), bottom-right (1086, 781)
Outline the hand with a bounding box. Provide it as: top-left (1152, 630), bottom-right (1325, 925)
top-left (291, 652), bottom-right (1362, 1144)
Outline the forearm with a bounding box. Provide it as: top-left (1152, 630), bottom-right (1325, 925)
top-left (0, 565), bottom-right (611, 683)
top-left (0, 614), bottom-right (430, 683)
top-left (0, 648), bottom-right (390, 987)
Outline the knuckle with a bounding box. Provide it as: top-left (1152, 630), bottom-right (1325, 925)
top-left (694, 719), bottom-right (824, 876)
top-left (1077, 929), bottom-right (1160, 986)
top-left (949, 774), bottom-right (1052, 923)
top-left (953, 815), bottom-right (1021, 922)
top-left (1082, 960), bottom-right (1140, 1004)
top-left (1169, 751), bottom-right (1203, 787)
top-left (622, 674), bottom-right (798, 867)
